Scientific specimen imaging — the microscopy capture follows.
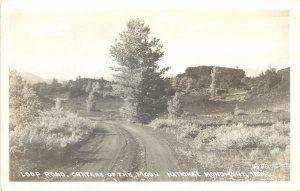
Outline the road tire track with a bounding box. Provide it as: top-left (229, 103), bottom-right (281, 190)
top-left (36, 119), bottom-right (188, 181)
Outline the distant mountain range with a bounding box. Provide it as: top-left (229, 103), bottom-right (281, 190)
top-left (21, 72), bottom-right (66, 84)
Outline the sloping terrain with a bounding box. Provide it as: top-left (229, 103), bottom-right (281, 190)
top-left (247, 67), bottom-right (290, 110)
top-left (21, 72), bottom-right (47, 84)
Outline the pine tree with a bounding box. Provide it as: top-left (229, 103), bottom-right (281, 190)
top-left (110, 19), bottom-right (169, 123)
top-left (51, 78), bottom-right (59, 92)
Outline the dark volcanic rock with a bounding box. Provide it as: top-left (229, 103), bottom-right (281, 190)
top-left (172, 66), bottom-right (246, 90)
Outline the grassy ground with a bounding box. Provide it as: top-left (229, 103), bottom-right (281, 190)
top-left (187, 111), bottom-right (289, 126)
top-left (182, 89), bottom-right (289, 115)
top-left (47, 96), bottom-right (124, 119)
top-left (149, 117), bottom-right (290, 181)
top-left (149, 89), bottom-right (290, 181)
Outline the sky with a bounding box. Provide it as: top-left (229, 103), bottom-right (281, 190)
top-left (8, 7), bottom-right (289, 80)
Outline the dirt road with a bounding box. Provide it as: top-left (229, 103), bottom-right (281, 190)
top-left (43, 119), bottom-right (187, 181)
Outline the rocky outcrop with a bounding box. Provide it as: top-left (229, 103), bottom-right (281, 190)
top-left (172, 66), bottom-right (246, 90)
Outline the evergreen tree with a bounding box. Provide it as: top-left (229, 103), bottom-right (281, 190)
top-left (110, 19), bottom-right (169, 123)
top-left (51, 78), bottom-right (59, 91)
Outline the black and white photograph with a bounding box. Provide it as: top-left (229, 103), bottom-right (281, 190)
top-left (1, 0), bottom-right (300, 190)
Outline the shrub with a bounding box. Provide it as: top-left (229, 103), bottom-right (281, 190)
top-left (192, 122), bottom-right (289, 151)
top-left (270, 147), bottom-right (280, 158)
top-left (262, 133), bottom-right (289, 149)
top-left (9, 70), bottom-right (41, 130)
top-left (192, 127), bottom-right (216, 149)
top-left (175, 120), bottom-right (290, 181)
top-left (258, 68), bottom-right (281, 92)
top-left (182, 111), bottom-right (197, 118)
top-left (10, 109), bottom-right (96, 176)
top-left (223, 116), bottom-right (234, 124)
top-left (10, 109), bottom-right (96, 157)
top-left (149, 118), bottom-right (177, 130)
top-left (149, 118), bottom-right (201, 140)
top-left (234, 110), bottom-right (247, 115)
top-left (208, 126), bottom-right (262, 150)
top-left (249, 149), bottom-right (260, 160)
top-left (269, 121), bottom-right (289, 135)
top-left (271, 145), bottom-right (290, 180)
top-left (177, 123), bottom-right (200, 140)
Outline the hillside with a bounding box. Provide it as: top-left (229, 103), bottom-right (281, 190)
top-left (21, 72), bottom-right (46, 84)
top-left (21, 72), bottom-right (67, 84)
top-left (247, 67), bottom-right (290, 109)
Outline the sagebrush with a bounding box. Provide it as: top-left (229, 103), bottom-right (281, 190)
top-left (150, 117), bottom-right (290, 180)
top-left (10, 108), bottom-right (96, 177)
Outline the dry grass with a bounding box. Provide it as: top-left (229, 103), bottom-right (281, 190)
top-left (10, 108), bottom-right (96, 179)
top-left (150, 114), bottom-right (290, 181)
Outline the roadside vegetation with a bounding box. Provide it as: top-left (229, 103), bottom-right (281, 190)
top-left (149, 116), bottom-right (290, 180)
top-left (9, 70), bottom-right (96, 180)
